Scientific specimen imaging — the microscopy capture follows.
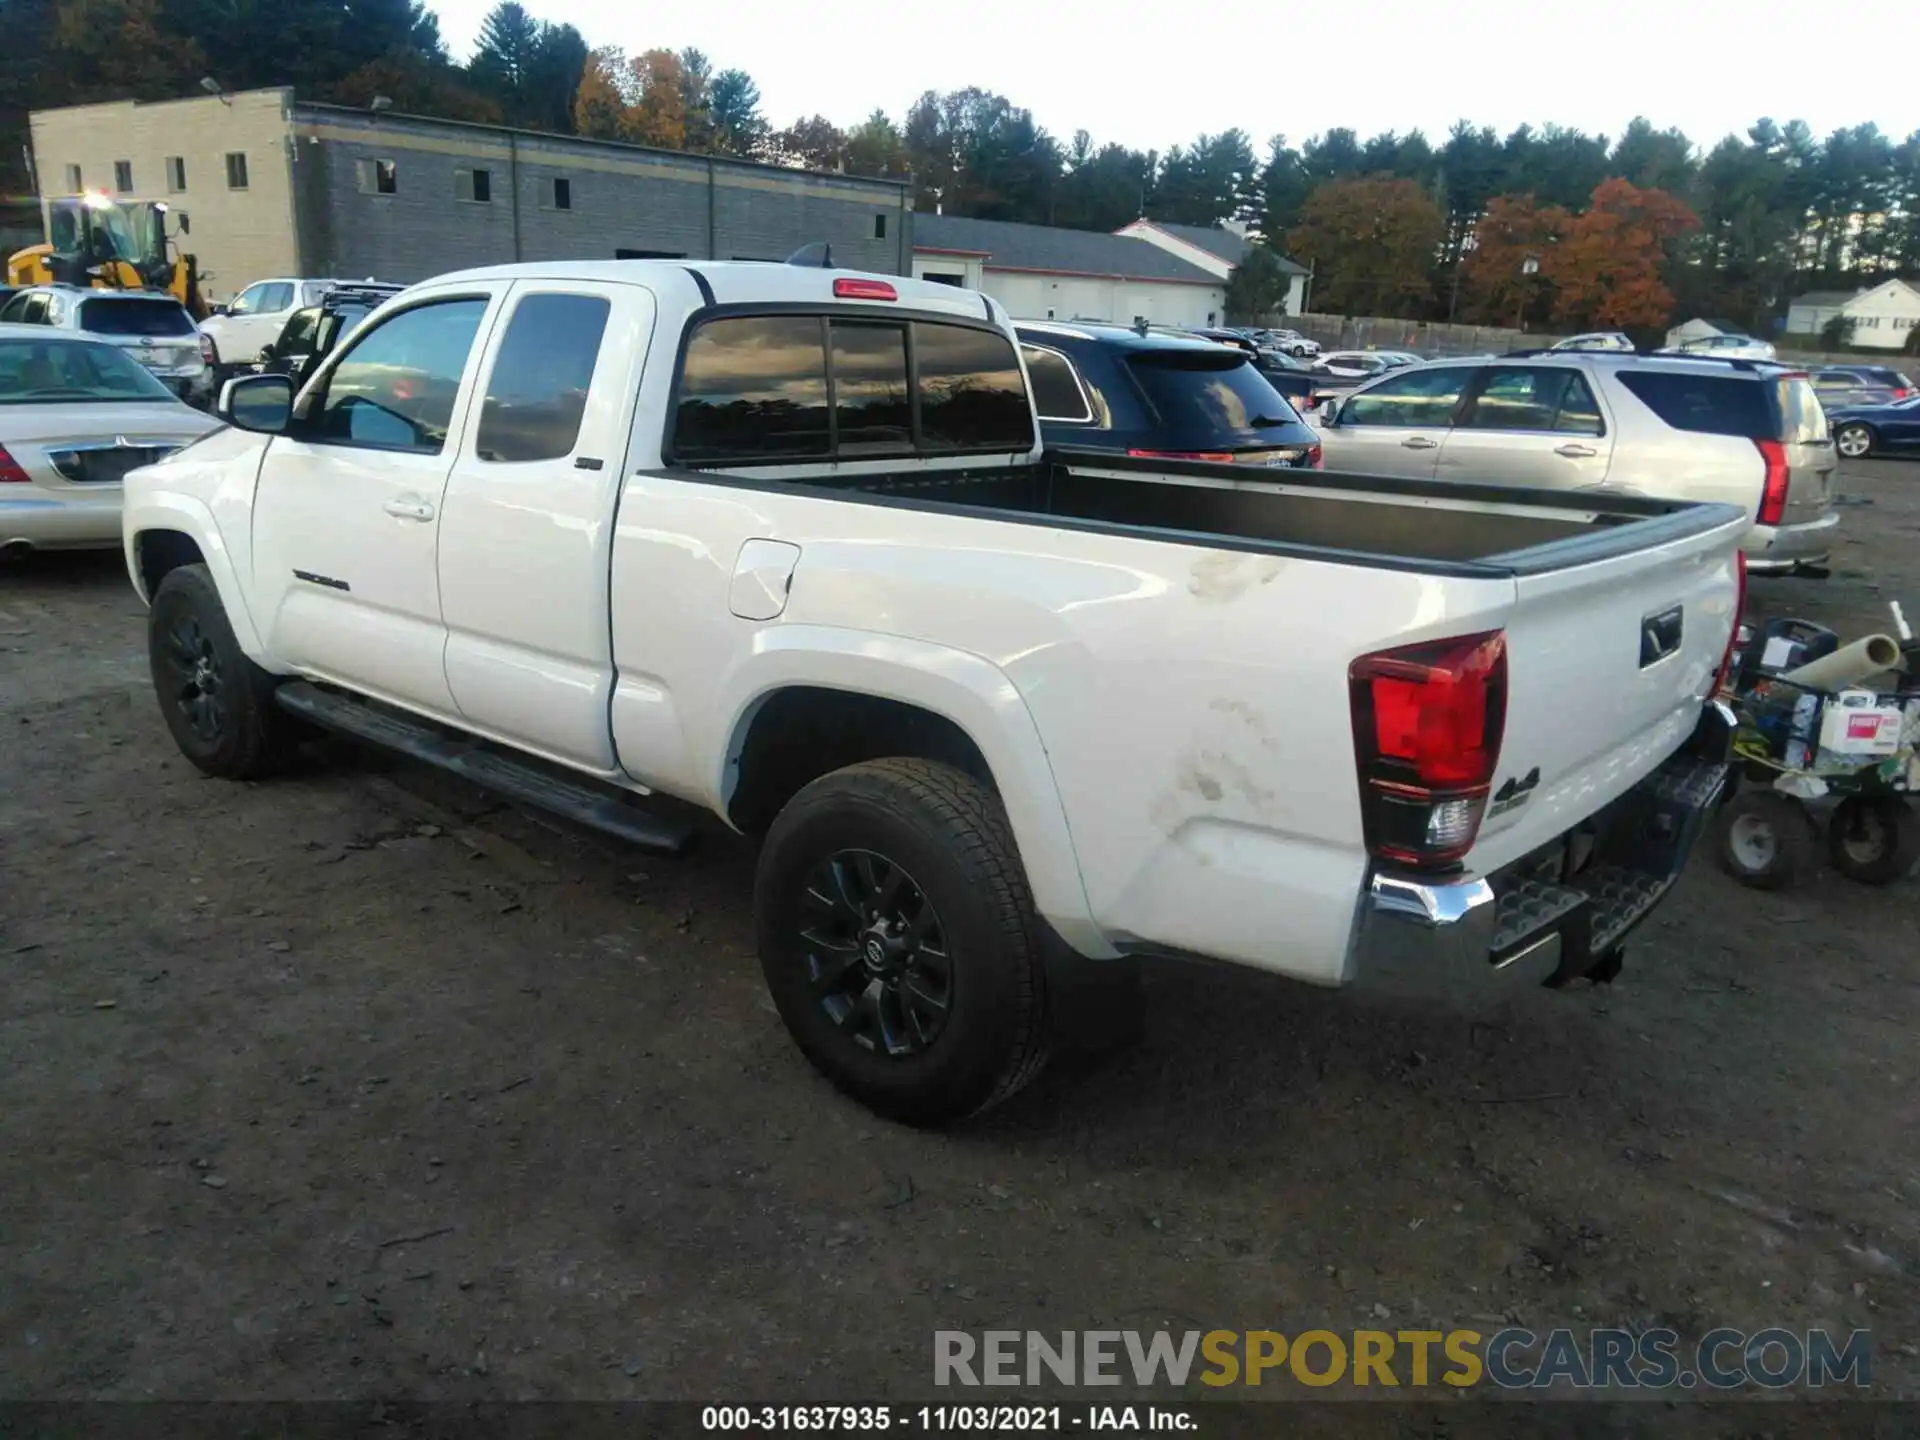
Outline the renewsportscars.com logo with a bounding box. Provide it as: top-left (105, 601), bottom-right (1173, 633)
top-left (934, 1328), bottom-right (1873, 1391)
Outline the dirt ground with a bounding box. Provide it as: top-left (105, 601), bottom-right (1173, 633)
top-left (2, 461), bottom-right (1917, 1423)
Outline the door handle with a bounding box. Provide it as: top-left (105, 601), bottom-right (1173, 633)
top-left (1555, 443), bottom-right (1598, 458)
top-left (1400, 436), bottom-right (1439, 450)
top-left (383, 498), bottom-right (435, 522)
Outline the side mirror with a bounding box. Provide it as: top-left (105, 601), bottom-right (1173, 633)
top-left (208, 303), bottom-right (228, 317)
top-left (1317, 397), bottom-right (1341, 425)
top-left (218, 373), bottom-right (294, 434)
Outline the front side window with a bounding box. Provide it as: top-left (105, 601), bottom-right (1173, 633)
top-left (476, 293), bottom-right (611, 463)
top-left (277, 308), bottom-right (320, 356)
top-left (255, 282), bottom-right (295, 314)
top-left (1342, 367), bottom-right (1472, 428)
top-left (312, 298), bottom-right (488, 454)
top-left (227, 283), bottom-right (269, 317)
top-left (0, 293), bottom-right (35, 324)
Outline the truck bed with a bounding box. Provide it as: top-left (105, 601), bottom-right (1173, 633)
top-left (827, 451), bottom-right (1740, 575)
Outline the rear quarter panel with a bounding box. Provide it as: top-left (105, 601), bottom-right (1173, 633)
top-left (606, 473), bottom-right (1516, 984)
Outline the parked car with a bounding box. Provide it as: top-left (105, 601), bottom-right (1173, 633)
top-left (1315, 351), bottom-right (1405, 381)
top-left (0, 324), bottom-right (218, 555)
top-left (122, 259), bottom-right (1744, 1123)
top-left (0, 285), bottom-right (213, 405)
top-left (1315, 351), bottom-right (1835, 575)
top-left (1812, 364), bottom-right (1915, 412)
top-left (1260, 328), bottom-right (1320, 358)
top-left (1014, 320), bottom-right (1320, 466)
top-left (1247, 347), bottom-right (1338, 413)
top-left (1659, 333), bottom-right (1778, 362)
top-left (1825, 395), bottom-right (1920, 459)
top-left (253, 282), bottom-right (406, 383)
top-left (1551, 332), bottom-right (1636, 353)
top-left (200, 277), bottom-right (344, 378)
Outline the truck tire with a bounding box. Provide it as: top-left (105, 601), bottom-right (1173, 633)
top-left (147, 563), bottom-right (302, 780)
top-left (754, 758), bottom-right (1050, 1126)
top-left (1826, 794), bottom-right (1920, 885)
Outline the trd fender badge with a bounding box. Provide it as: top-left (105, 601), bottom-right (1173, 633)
top-left (1488, 766), bottom-right (1541, 817)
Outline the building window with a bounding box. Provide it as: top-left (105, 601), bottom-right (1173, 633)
top-left (873, 214), bottom-right (887, 240)
top-left (1858, 316), bottom-right (1881, 329)
top-left (225, 152), bottom-right (249, 189)
top-left (921, 271), bottom-right (964, 287)
top-left (456, 168), bottom-right (492, 204)
top-left (357, 158), bottom-right (397, 195)
top-left (63, 163), bottom-right (82, 190)
top-left (550, 177), bottom-right (571, 211)
top-left (113, 160), bottom-right (133, 193)
top-left (166, 156), bottom-right (187, 192)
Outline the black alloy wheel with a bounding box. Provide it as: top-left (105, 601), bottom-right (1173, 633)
top-left (160, 611), bottom-right (227, 747)
top-left (798, 849), bottom-right (953, 1057)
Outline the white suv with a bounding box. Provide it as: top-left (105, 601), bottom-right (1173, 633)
top-left (0, 285), bottom-right (213, 405)
top-left (1316, 351), bottom-right (1837, 575)
top-left (1661, 333), bottom-right (1778, 362)
top-left (200, 278), bottom-right (341, 376)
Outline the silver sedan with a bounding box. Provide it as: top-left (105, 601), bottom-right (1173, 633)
top-left (0, 325), bottom-right (219, 555)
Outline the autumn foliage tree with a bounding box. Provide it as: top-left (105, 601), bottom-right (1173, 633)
top-left (1547, 178), bottom-right (1699, 328)
top-left (1285, 176), bottom-right (1444, 317)
top-left (1459, 194), bottom-right (1567, 325)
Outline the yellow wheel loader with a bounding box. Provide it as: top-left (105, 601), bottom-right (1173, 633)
top-left (5, 192), bottom-right (208, 319)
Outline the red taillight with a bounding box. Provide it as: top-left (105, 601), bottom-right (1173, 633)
top-left (1349, 631), bottom-right (1508, 868)
top-left (1304, 443), bottom-right (1323, 469)
top-left (1715, 551), bottom-right (1748, 695)
top-left (199, 332), bottom-right (215, 365)
top-left (1126, 448), bottom-right (1237, 463)
top-left (1755, 438), bottom-right (1789, 526)
top-left (1893, 388), bottom-right (1911, 401)
top-left (0, 444), bottom-right (29, 484)
top-left (833, 277), bottom-right (896, 301)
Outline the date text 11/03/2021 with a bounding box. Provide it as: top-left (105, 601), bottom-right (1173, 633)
top-left (702, 1407), bottom-right (1192, 1431)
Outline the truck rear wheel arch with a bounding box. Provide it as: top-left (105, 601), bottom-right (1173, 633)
top-left (727, 687), bottom-right (996, 836)
top-left (134, 529), bottom-right (207, 602)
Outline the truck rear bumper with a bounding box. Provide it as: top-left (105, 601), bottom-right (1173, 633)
top-left (1349, 702), bottom-right (1733, 1001)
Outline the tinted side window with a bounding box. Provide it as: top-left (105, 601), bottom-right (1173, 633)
top-left (675, 315), bottom-right (830, 462)
top-left (1617, 372), bottom-right (1770, 438)
top-left (1555, 372), bottom-right (1603, 435)
top-left (1021, 345), bottom-right (1091, 422)
top-left (915, 321), bottom-right (1033, 452)
top-left (278, 309), bottom-right (319, 354)
top-left (1343, 367), bottom-right (1470, 427)
top-left (829, 321), bottom-right (910, 453)
top-left (258, 283), bottom-right (294, 312)
top-left (476, 293), bottom-right (611, 463)
top-left (314, 298), bottom-right (488, 454)
top-left (0, 294), bottom-right (33, 323)
top-left (1462, 366), bottom-right (1604, 435)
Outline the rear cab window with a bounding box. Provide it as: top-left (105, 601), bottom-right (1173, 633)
top-left (79, 298), bottom-right (197, 337)
top-left (671, 312), bottom-right (1034, 466)
top-left (1124, 348), bottom-right (1300, 446)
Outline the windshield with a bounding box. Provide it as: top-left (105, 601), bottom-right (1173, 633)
top-left (0, 338), bottom-right (177, 403)
top-left (80, 297), bottom-right (197, 337)
top-left (1126, 350), bottom-right (1303, 444)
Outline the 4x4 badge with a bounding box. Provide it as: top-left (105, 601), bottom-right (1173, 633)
top-left (1488, 766), bottom-right (1541, 816)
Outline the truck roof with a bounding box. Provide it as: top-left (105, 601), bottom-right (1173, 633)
top-left (417, 260), bottom-right (1005, 326)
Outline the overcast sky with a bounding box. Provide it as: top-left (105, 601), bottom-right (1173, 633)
top-left (433, 0), bottom-right (1920, 156)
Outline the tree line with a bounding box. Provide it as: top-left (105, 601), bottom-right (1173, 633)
top-left (3, 0), bottom-right (1915, 332)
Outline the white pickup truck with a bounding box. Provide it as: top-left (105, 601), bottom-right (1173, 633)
top-left (123, 260), bottom-right (1746, 1124)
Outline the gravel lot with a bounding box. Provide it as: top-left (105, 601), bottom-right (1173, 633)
top-left (2, 461), bottom-right (1917, 1420)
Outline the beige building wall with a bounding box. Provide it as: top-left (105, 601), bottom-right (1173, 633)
top-left (29, 89), bottom-right (300, 303)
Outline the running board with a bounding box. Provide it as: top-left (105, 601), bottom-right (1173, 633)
top-left (274, 681), bottom-right (696, 856)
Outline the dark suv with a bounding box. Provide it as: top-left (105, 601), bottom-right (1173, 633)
top-left (1014, 321), bottom-right (1321, 467)
top-left (253, 282), bottom-right (405, 383)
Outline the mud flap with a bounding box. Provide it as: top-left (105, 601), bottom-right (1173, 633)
top-left (1038, 922), bottom-right (1144, 1055)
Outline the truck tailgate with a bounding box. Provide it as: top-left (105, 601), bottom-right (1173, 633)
top-left (1467, 512), bottom-right (1746, 874)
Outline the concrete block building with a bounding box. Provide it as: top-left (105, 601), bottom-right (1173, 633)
top-left (29, 89), bottom-right (912, 303)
